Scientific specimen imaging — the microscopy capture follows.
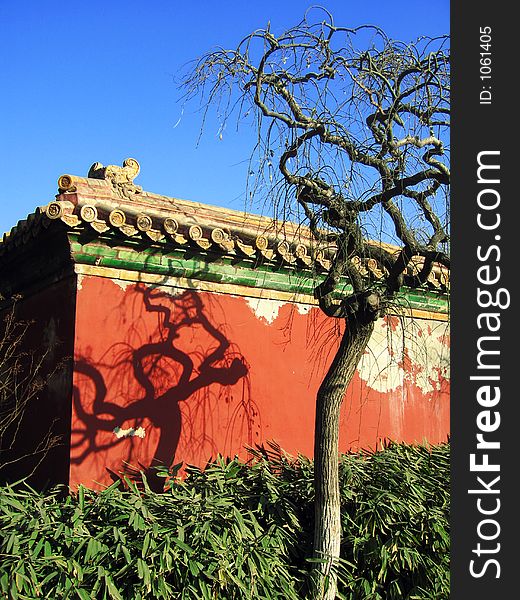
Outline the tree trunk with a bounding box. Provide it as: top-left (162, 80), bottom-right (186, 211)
top-left (312, 301), bottom-right (377, 600)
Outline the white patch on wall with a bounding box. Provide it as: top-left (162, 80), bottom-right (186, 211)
top-left (149, 283), bottom-right (185, 297)
top-left (77, 274), bottom-right (133, 292)
top-left (358, 318), bottom-right (450, 394)
top-left (245, 297), bottom-right (312, 323)
top-left (113, 426), bottom-right (146, 439)
top-left (245, 297), bottom-right (284, 324)
top-left (109, 278), bottom-right (133, 291)
top-left (358, 322), bottom-right (404, 393)
top-left (295, 303), bottom-right (312, 315)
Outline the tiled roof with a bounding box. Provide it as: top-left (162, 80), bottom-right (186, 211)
top-left (0, 159), bottom-right (449, 291)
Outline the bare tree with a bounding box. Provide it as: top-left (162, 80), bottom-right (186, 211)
top-left (0, 296), bottom-right (64, 482)
top-left (183, 8), bottom-right (449, 599)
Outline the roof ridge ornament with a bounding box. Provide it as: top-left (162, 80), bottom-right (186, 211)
top-left (57, 158), bottom-right (143, 199)
top-left (88, 158), bottom-right (142, 199)
top-left (88, 157), bottom-right (140, 184)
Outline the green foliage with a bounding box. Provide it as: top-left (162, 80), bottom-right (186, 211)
top-left (0, 442), bottom-right (449, 599)
top-left (336, 442), bottom-right (450, 600)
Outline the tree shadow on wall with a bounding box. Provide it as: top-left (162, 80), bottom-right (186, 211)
top-left (71, 286), bottom-right (254, 491)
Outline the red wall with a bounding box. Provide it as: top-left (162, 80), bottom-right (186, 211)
top-left (70, 276), bottom-right (449, 490)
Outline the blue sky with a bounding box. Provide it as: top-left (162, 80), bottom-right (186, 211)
top-left (0, 0), bottom-right (449, 235)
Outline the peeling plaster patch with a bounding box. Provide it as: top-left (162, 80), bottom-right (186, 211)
top-left (77, 274), bottom-right (84, 291)
top-left (359, 321), bottom-right (404, 393)
top-left (358, 319), bottom-right (450, 394)
top-left (295, 303), bottom-right (312, 315)
top-left (245, 297), bottom-right (285, 324)
top-left (109, 278), bottom-right (133, 291)
top-left (245, 296), bottom-right (313, 323)
top-left (150, 284), bottom-right (185, 297)
top-left (113, 426), bottom-right (146, 439)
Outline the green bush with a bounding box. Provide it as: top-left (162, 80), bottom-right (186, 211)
top-left (0, 441), bottom-right (449, 599)
top-left (336, 442), bottom-right (450, 599)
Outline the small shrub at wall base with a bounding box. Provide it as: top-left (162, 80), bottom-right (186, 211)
top-left (0, 441), bottom-right (449, 599)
